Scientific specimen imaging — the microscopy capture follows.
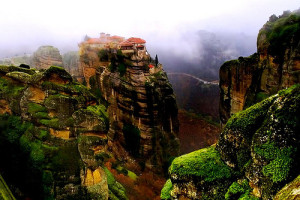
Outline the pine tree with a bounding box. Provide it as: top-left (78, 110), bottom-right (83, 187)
top-left (155, 54), bottom-right (159, 67)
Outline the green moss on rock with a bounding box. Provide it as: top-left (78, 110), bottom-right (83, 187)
top-left (43, 66), bottom-right (72, 82)
top-left (6, 71), bottom-right (32, 83)
top-left (0, 65), bottom-right (35, 75)
top-left (160, 179), bottom-right (173, 200)
top-left (104, 167), bottom-right (128, 200)
top-left (169, 146), bottom-right (232, 182)
top-left (225, 180), bottom-right (259, 200)
top-left (39, 118), bottom-right (61, 129)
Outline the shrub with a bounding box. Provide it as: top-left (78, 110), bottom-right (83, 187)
top-left (122, 124), bottom-right (141, 156)
top-left (98, 49), bottom-right (109, 61)
top-left (118, 63), bottom-right (126, 77)
top-left (160, 179), bottom-right (173, 199)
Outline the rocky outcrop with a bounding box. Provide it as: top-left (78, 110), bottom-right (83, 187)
top-left (31, 46), bottom-right (63, 69)
top-left (99, 61), bottom-right (179, 173)
top-left (162, 84), bottom-right (300, 199)
top-left (0, 65), bottom-right (127, 200)
top-left (79, 36), bottom-right (180, 174)
top-left (220, 9), bottom-right (300, 125)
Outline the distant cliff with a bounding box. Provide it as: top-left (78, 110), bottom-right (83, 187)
top-left (31, 46), bottom-right (63, 69)
top-left (220, 9), bottom-right (300, 125)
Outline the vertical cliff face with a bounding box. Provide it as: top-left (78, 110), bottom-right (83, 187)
top-left (79, 35), bottom-right (179, 173)
top-left (220, 10), bottom-right (300, 125)
top-left (98, 61), bottom-right (179, 172)
top-left (31, 46), bottom-right (63, 69)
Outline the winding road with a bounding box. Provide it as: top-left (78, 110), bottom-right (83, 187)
top-left (167, 72), bottom-right (219, 85)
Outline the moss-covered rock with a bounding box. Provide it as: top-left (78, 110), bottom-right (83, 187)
top-left (6, 71), bottom-right (32, 83)
top-left (0, 64), bottom-right (110, 200)
top-left (169, 146), bottom-right (232, 181)
top-left (163, 84), bottom-right (300, 200)
top-left (167, 146), bottom-right (234, 199)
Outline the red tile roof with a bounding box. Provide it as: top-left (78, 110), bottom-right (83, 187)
top-left (86, 38), bottom-right (105, 44)
top-left (120, 41), bottom-right (134, 46)
top-left (126, 37), bottom-right (146, 44)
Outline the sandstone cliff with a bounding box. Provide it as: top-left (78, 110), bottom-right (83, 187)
top-left (220, 9), bottom-right (300, 125)
top-left (162, 84), bottom-right (300, 200)
top-left (0, 65), bottom-right (127, 200)
top-left (31, 46), bottom-right (63, 70)
top-left (79, 36), bottom-right (179, 174)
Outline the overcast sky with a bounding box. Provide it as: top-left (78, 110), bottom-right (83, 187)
top-left (0, 0), bottom-right (299, 58)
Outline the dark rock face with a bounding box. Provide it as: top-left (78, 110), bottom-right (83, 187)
top-left (219, 10), bottom-right (300, 125)
top-left (31, 46), bottom-right (63, 69)
top-left (89, 55), bottom-right (179, 173)
top-left (0, 65), bottom-right (126, 200)
top-left (162, 84), bottom-right (300, 200)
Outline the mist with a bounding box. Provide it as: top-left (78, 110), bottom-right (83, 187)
top-left (1, 0), bottom-right (299, 79)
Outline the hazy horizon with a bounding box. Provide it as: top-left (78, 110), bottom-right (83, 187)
top-left (0, 0), bottom-right (299, 59)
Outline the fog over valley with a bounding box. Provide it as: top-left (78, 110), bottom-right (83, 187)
top-left (1, 0), bottom-right (299, 76)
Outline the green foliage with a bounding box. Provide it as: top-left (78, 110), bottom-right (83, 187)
top-left (28, 103), bottom-right (47, 114)
top-left (122, 124), bottom-right (141, 156)
top-left (255, 92), bottom-right (269, 103)
top-left (51, 142), bottom-right (81, 175)
top-left (224, 180), bottom-right (258, 200)
top-left (264, 12), bottom-right (300, 62)
top-left (39, 118), bottom-right (61, 129)
top-left (98, 49), bottom-right (109, 61)
top-left (104, 167), bottom-right (128, 200)
top-left (0, 65), bottom-right (35, 75)
top-left (30, 142), bottom-right (45, 167)
top-left (255, 142), bottom-right (295, 183)
top-left (86, 105), bottom-right (108, 119)
top-left (0, 115), bottom-right (31, 144)
top-left (0, 77), bottom-right (25, 97)
top-left (155, 54), bottom-right (159, 67)
top-left (160, 179), bottom-right (173, 200)
top-left (118, 63), bottom-right (126, 76)
top-left (169, 146), bottom-right (232, 182)
top-left (27, 103), bottom-right (50, 119)
top-left (95, 152), bottom-right (110, 165)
